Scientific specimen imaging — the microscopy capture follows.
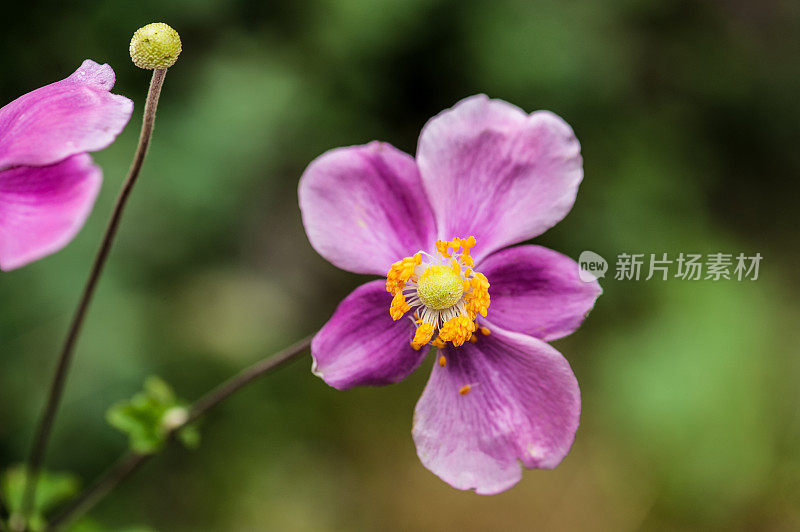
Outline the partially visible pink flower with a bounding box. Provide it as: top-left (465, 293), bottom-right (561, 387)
top-left (299, 95), bottom-right (601, 494)
top-left (0, 60), bottom-right (133, 271)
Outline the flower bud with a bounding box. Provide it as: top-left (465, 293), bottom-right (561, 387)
top-left (161, 406), bottom-right (189, 431)
top-left (129, 23), bottom-right (182, 69)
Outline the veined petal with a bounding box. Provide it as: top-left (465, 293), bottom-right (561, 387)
top-left (299, 142), bottom-right (436, 275)
top-left (417, 94), bottom-right (583, 263)
top-left (412, 324), bottom-right (580, 494)
top-left (481, 245), bottom-right (601, 341)
top-left (0, 154), bottom-right (101, 271)
top-left (311, 280), bottom-right (428, 389)
top-left (0, 60), bottom-right (133, 171)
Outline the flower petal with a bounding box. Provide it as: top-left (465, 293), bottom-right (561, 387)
top-left (412, 324), bottom-right (580, 494)
top-left (311, 280), bottom-right (428, 389)
top-left (299, 141), bottom-right (436, 275)
top-left (0, 154), bottom-right (101, 271)
top-left (417, 94), bottom-right (583, 262)
top-left (481, 245), bottom-right (601, 341)
top-left (0, 60), bottom-right (133, 171)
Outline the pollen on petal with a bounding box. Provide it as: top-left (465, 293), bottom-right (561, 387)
top-left (479, 326), bottom-right (491, 336)
top-left (458, 384), bottom-right (472, 396)
top-left (411, 323), bottom-right (435, 350)
top-left (438, 355), bottom-right (447, 367)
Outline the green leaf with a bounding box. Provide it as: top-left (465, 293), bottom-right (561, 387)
top-left (106, 376), bottom-right (200, 454)
top-left (177, 425), bottom-right (201, 450)
top-left (0, 465), bottom-right (80, 531)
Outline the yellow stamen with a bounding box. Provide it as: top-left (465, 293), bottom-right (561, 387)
top-left (461, 236), bottom-right (476, 255)
top-left (435, 240), bottom-right (452, 258)
top-left (390, 291), bottom-right (410, 321)
top-left (465, 273), bottom-right (490, 319)
top-left (411, 323), bottom-right (435, 350)
top-left (438, 355), bottom-right (447, 367)
top-left (431, 337), bottom-right (446, 349)
top-left (386, 254), bottom-right (421, 295)
top-left (459, 384), bottom-right (472, 396)
top-left (385, 235), bottom-right (491, 351)
top-left (438, 316), bottom-right (477, 347)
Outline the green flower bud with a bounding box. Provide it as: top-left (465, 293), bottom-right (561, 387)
top-left (129, 22), bottom-right (182, 69)
top-left (161, 406), bottom-right (189, 431)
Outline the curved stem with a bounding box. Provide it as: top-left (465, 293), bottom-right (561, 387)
top-left (17, 69), bottom-right (169, 531)
top-left (47, 335), bottom-right (313, 531)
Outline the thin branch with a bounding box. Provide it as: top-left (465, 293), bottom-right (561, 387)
top-left (17, 69), bottom-right (169, 532)
top-left (0, 496), bottom-right (9, 531)
top-left (47, 335), bottom-right (313, 531)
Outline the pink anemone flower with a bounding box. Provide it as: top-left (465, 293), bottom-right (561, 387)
top-left (299, 95), bottom-right (601, 494)
top-left (0, 60), bottom-right (133, 271)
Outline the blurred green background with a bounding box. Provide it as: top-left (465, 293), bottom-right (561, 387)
top-left (1, 0), bottom-right (799, 530)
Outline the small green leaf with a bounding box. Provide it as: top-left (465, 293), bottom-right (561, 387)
top-left (1, 465), bottom-right (80, 531)
top-left (143, 376), bottom-right (176, 404)
top-left (106, 376), bottom-right (199, 453)
top-left (177, 425), bottom-right (201, 450)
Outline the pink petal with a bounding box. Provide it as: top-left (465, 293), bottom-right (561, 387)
top-left (0, 60), bottom-right (133, 171)
top-left (412, 324), bottom-right (580, 494)
top-left (311, 280), bottom-right (428, 389)
top-left (299, 141), bottom-right (437, 275)
top-left (0, 154), bottom-right (101, 271)
top-left (417, 94), bottom-right (583, 263)
top-left (481, 245), bottom-right (601, 341)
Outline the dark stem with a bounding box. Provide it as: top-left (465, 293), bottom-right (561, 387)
top-left (16, 69), bottom-right (169, 532)
top-left (46, 335), bottom-right (312, 531)
top-left (0, 495), bottom-right (9, 530)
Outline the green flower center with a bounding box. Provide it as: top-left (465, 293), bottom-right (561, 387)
top-left (416, 265), bottom-right (464, 310)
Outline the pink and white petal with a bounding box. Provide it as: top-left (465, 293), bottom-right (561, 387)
top-left (312, 280), bottom-right (427, 389)
top-left (417, 94), bottom-right (583, 263)
top-left (299, 141), bottom-right (437, 275)
top-left (0, 154), bottom-right (101, 271)
top-left (412, 324), bottom-right (580, 494)
top-left (0, 60), bottom-right (133, 171)
top-left (481, 245), bottom-right (601, 341)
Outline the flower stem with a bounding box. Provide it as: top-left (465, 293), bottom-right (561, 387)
top-left (46, 335), bottom-right (313, 531)
top-left (17, 68), bottom-right (169, 532)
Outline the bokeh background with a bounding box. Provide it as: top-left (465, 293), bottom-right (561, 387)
top-left (2, 0), bottom-right (799, 530)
